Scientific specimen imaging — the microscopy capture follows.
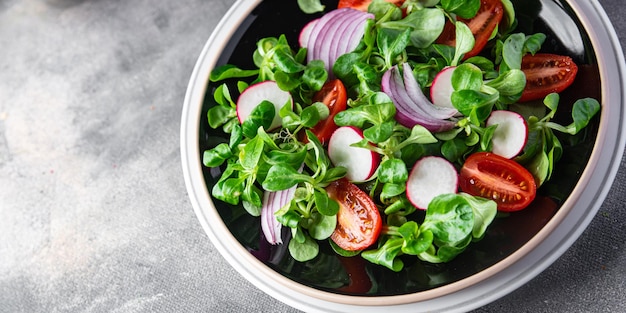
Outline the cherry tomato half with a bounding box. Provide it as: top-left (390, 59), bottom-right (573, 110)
top-left (337, 0), bottom-right (404, 11)
top-left (309, 79), bottom-right (348, 145)
top-left (436, 0), bottom-right (504, 59)
top-left (459, 152), bottom-right (537, 212)
top-left (326, 178), bottom-right (382, 251)
top-left (519, 53), bottom-right (579, 102)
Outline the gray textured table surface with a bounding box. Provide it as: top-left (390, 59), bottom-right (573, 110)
top-left (1, 0), bottom-right (625, 312)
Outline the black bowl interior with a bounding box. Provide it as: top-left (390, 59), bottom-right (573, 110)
top-left (198, 0), bottom-right (601, 296)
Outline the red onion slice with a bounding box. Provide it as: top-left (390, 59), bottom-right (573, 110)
top-left (401, 63), bottom-right (458, 119)
top-left (305, 8), bottom-right (374, 73)
top-left (328, 10), bottom-right (363, 64)
top-left (382, 65), bottom-right (456, 132)
top-left (261, 186), bottom-right (297, 245)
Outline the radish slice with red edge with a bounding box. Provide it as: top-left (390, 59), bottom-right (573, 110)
top-left (486, 110), bottom-right (528, 159)
top-left (261, 185), bottom-right (297, 245)
top-left (299, 18), bottom-right (319, 48)
top-left (236, 80), bottom-right (293, 130)
top-left (381, 64), bottom-right (456, 132)
top-left (328, 126), bottom-right (379, 182)
top-left (406, 156), bottom-right (459, 210)
top-left (430, 66), bottom-right (459, 112)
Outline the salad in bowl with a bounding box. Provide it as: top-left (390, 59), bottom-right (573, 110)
top-left (203, 0), bottom-right (598, 270)
top-left (182, 0), bottom-right (624, 311)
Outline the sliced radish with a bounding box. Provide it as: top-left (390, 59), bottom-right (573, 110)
top-left (406, 156), bottom-right (458, 210)
top-left (236, 80), bottom-right (293, 130)
top-left (430, 66), bottom-right (458, 111)
top-left (486, 110), bottom-right (528, 159)
top-left (299, 18), bottom-right (319, 48)
top-left (328, 126), bottom-right (379, 182)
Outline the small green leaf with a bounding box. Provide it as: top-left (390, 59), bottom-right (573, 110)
top-left (202, 143), bottom-right (232, 167)
top-left (526, 149), bottom-right (550, 186)
top-left (242, 183), bottom-right (263, 216)
top-left (422, 193), bottom-right (474, 246)
top-left (543, 93), bottom-right (560, 118)
top-left (452, 90), bottom-right (498, 125)
top-left (297, 0), bottom-right (325, 14)
top-left (276, 210), bottom-right (301, 228)
top-left (457, 193), bottom-right (497, 238)
top-left (441, 0), bottom-right (480, 19)
top-left (288, 234), bottom-right (319, 262)
top-left (303, 60), bottom-right (328, 91)
top-left (361, 237), bottom-right (405, 272)
top-left (262, 164), bottom-right (311, 191)
top-left (398, 222), bottom-right (433, 255)
top-left (209, 64), bottom-right (258, 82)
top-left (274, 71), bottom-right (301, 91)
top-left (314, 190), bottom-right (340, 216)
top-left (570, 98), bottom-right (600, 134)
top-left (451, 63), bottom-right (483, 91)
top-left (378, 158), bottom-right (408, 184)
top-left (207, 105), bottom-right (236, 129)
top-left (452, 21), bottom-right (474, 66)
top-left (239, 136), bottom-right (265, 171)
top-left (441, 138), bottom-right (468, 162)
top-left (502, 33), bottom-right (526, 70)
top-left (363, 121), bottom-right (395, 143)
top-left (523, 33), bottom-right (546, 55)
top-left (378, 27), bottom-right (411, 68)
top-left (381, 8), bottom-right (445, 49)
top-left (241, 100), bottom-right (275, 138)
top-left (308, 211), bottom-right (337, 240)
top-left (380, 182), bottom-right (406, 199)
top-left (329, 240), bottom-right (362, 257)
top-left (273, 50), bottom-right (306, 74)
top-left (212, 176), bottom-right (245, 206)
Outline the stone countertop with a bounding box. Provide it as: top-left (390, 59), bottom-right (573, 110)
top-left (1, 0), bottom-right (625, 312)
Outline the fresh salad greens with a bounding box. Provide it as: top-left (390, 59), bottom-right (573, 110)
top-left (203, 0), bottom-right (600, 272)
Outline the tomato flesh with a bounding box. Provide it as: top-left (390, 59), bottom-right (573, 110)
top-left (326, 178), bottom-right (382, 251)
top-left (519, 53), bottom-right (579, 102)
top-left (337, 0), bottom-right (404, 11)
top-left (436, 0), bottom-right (504, 59)
top-left (309, 79), bottom-right (348, 144)
top-left (459, 152), bottom-right (536, 212)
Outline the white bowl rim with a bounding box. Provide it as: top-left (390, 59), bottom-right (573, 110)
top-left (180, 0), bottom-right (626, 311)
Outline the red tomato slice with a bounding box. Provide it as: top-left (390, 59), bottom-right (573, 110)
top-left (326, 178), bottom-right (382, 251)
top-left (436, 0), bottom-right (504, 59)
top-left (459, 152), bottom-right (537, 212)
top-left (337, 0), bottom-right (404, 11)
top-left (309, 79), bottom-right (347, 145)
top-left (519, 53), bottom-right (579, 102)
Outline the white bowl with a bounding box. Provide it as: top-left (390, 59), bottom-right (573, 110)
top-left (181, 0), bottom-right (626, 311)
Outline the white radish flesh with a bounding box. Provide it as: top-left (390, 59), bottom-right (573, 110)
top-left (236, 80), bottom-right (292, 130)
top-left (406, 156), bottom-right (458, 210)
top-left (486, 110), bottom-right (528, 159)
top-left (430, 66), bottom-right (458, 111)
top-left (299, 18), bottom-right (319, 48)
top-left (328, 126), bottom-right (379, 183)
